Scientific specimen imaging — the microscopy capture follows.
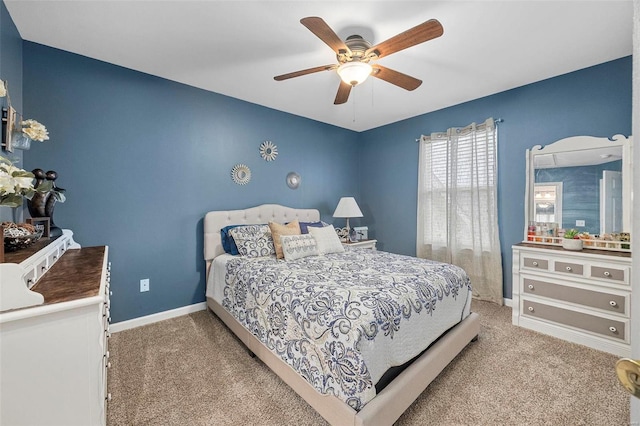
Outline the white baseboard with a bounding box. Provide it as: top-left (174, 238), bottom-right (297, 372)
top-left (110, 302), bottom-right (207, 333)
top-left (503, 298), bottom-right (513, 307)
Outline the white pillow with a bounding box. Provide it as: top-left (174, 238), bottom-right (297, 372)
top-left (308, 225), bottom-right (344, 255)
top-left (228, 224), bottom-right (275, 257)
top-left (280, 234), bottom-right (319, 261)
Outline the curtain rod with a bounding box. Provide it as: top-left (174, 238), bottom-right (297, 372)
top-left (415, 118), bottom-right (504, 142)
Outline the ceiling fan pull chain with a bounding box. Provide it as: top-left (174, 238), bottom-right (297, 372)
top-left (352, 91), bottom-right (356, 123)
top-left (371, 78), bottom-right (375, 108)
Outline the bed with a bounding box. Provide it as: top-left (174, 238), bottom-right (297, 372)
top-left (204, 204), bottom-right (480, 425)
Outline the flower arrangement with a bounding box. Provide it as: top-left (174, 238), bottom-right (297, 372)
top-left (0, 156), bottom-right (36, 207)
top-left (20, 119), bottom-right (49, 142)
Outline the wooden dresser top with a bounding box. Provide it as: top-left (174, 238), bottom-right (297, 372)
top-left (31, 246), bottom-right (106, 305)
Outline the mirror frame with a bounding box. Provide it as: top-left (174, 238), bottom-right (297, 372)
top-left (524, 134), bottom-right (633, 243)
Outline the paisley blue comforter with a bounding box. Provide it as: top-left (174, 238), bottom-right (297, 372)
top-left (222, 248), bottom-right (472, 410)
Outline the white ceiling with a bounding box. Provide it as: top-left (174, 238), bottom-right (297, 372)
top-left (4, 1), bottom-right (634, 132)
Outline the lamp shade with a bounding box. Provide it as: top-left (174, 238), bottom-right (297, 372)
top-left (337, 62), bottom-right (372, 86)
top-left (333, 197), bottom-right (363, 218)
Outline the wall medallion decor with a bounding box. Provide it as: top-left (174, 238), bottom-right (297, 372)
top-left (286, 172), bottom-right (300, 189)
top-left (231, 164), bottom-right (251, 185)
top-left (259, 141), bottom-right (278, 161)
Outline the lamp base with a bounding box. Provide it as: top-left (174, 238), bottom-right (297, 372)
top-left (335, 227), bottom-right (350, 242)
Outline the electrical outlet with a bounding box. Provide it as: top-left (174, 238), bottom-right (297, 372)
top-left (576, 220), bottom-right (585, 227)
top-left (140, 278), bottom-right (150, 292)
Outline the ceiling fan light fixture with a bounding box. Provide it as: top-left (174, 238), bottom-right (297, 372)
top-left (337, 62), bottom-right (372, 86)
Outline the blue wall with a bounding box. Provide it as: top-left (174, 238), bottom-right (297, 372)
top-left (21, 42), bottom-right (360, 322)
top-left (0, 0), bottom-right (23, 222)
top-left (360, 57), bottom-right (632, 298)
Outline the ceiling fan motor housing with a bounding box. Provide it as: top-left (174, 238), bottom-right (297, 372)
top-left (337, 35), bottom-right (378, 64)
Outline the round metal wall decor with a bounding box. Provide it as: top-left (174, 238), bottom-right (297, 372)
top-left (231, 164), bottom-right (251, 185)
top-left (260, 141), bottom-right (278, 161)
top-left (286, 172), bottom-right (301, 189)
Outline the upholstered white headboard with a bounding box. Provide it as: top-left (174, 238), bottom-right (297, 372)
top-left (204, 204), bottom-right (320, 262)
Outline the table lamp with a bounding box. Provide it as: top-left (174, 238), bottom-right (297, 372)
top-left (333, 197), bottom-right (363, 240)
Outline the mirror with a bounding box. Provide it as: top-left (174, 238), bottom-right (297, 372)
top-left (524, 134), bottom-right (633, 247)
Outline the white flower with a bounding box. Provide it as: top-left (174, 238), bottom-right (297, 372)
top-left (0, 80), bottom-right (6, 97)
top-left (21, 119), bottom-right (49, 142)
top-left (0, 173), bottom-right (17, 194)
top-left (0, 156), bottom-right (36, 207)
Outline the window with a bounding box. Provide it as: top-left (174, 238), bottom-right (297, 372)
top-left (417, 118), bottom-right (503, 304)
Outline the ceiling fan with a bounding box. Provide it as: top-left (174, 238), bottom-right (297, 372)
top-left (274, 17), bottom-right (444, 105)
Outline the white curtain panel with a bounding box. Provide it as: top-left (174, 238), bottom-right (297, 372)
top-left (417, 118), bottom-right (503, 305)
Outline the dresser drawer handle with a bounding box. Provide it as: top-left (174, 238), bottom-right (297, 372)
top-left (609, 300), bottom-right (618, 307)
top-left (528, 306), bottom-right (534, 312)
top-left (527, 284), bottom-right (534, 290)
top-left (106, 393), bottom-right (112, 402)
top-left (609, 326), bottom-right (617, 333)
top-left (565, 266), bottom-right (572, 272)
top-left (603, 271), bottom-right (611, 277)
top-left (532, 261), bottom-right (538, 267)
top-left (107, 361), bottom-right (112, 369)
top-left (41, 265), bottom-right (47, 272)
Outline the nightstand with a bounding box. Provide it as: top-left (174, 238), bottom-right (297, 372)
top-left (342, 239), bottom-right (377, 250)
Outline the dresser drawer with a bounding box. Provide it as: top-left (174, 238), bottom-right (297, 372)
top-left (522, 278), bottom-right (626, 315)
top-left (554, 261), bottom-right (584, 276)
top-left (522, 257), bottom-right (549, 271)
top-left (522, 300), bottom-right (626, 341)
top-left (590, 265), bottom-right (626, 283)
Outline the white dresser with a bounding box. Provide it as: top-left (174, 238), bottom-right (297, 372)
top-left (512, 243), bottom-right (631, 357)
top-left (0, 231), bottom-right (111, 426)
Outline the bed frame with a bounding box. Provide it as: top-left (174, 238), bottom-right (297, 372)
top-left (204, 204), bottom-right (480, 426)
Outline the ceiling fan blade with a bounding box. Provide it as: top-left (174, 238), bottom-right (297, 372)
top-left (334, 81), bottom-right (352, 105)
top-left (371, 65), bottom-right (422, 91)
top-left (366, 19), bottom-right (443, 59)
top-left (300, 17), bottom-right (351, 55)
top-left (274, 64), bottom-right (336, 81)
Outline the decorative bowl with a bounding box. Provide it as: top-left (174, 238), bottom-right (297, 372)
top-left (562, 238), bottom-right (583, 251)
top-left (3, 231), bottom-right (43, 252)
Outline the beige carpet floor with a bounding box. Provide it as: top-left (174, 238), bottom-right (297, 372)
top-left (106, 300), bottom-right (630, 425)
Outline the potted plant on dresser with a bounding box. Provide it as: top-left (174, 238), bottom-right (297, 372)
top-left (562, 228), bottom-right (583, 250)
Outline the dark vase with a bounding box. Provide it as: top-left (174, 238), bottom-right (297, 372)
top-left (27, 169), bottom-right (63, 238)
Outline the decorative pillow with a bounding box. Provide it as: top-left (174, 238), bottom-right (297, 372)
top-left (268, 220), bottom-right (301, 259)
top-left (280, 234), bottom-right (319, 261)
top-left (308, 224), bottom-right (344, 255)
top-left (298, 221), bottom-right (326, 234)
top-left (228, 224), bottom-right (275, 258)
top-left (220, 225), bottom-right (242, 255)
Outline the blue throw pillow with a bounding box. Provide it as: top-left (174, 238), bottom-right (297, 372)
top-left (299, 221), bottom-right (325, 234)
top-left (221, 225), bottom-right (241, 255)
